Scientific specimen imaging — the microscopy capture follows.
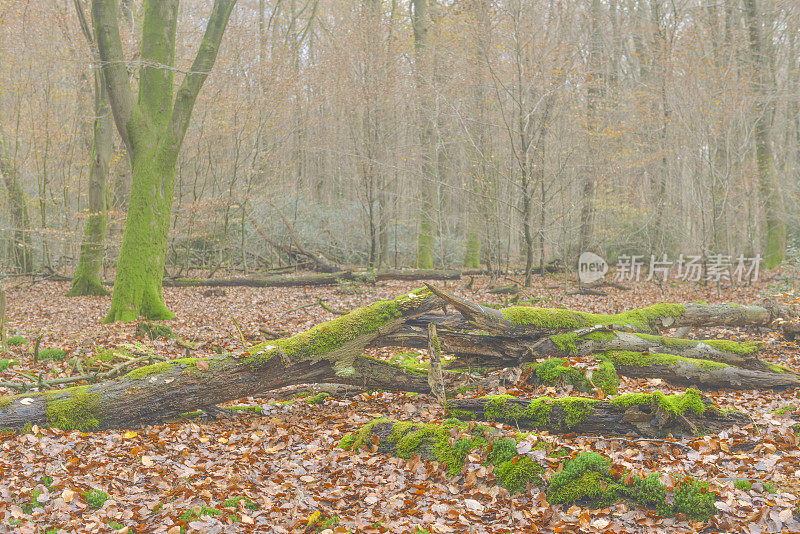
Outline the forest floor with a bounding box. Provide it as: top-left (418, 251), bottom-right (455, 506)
top-left (1, 272), bottom-right (799, 533)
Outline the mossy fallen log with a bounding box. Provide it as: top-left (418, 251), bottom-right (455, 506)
top-left (445, 389), bottom-right (749, 437)
top-left (602, 350), bottom-right (800, 390)
top-left (341, 419), bottom-right (717, 521)
top-left (424, 284), bottom-right (800, 336)
top-left (0, 291), bottom-right (442, 432)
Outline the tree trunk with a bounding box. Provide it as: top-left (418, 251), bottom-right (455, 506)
top-left (412, 0), bottom-right (436, 269)
top-left (0, 291), bottom-right (439, 432)
top-left (0, 132), bottom-right (33, 274)
top-left (70, 1), bottom-right (114, 297)
top-left (743, 0), bottom-right (785, 269)
top-left (93, 0), bottom-right (236, 322)
top-left (0, 287), bottom-right (794, 432)
top-left (105, 140), bottom-right (179, 322)
top-left (446, 390), bottom-right (749, 437)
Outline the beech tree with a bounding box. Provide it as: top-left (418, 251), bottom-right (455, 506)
top-left (68, 0), bottom-right (114, 297)
top-left (92, 0), bottom-right (236, 321)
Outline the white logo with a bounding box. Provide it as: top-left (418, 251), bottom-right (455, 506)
top-left (578, 252), bottom-right (608, 284)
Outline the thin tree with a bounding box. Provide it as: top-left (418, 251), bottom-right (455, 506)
top-left (92, 0), bottom-right (237, 321)
top-left (68, 0), bottom-right (114, 297)
top-left (412, 0), bottom-right (436, 269)
top-left (743, 0), bottom-right (785, 269)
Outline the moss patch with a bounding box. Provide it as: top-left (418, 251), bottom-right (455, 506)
top-left (389, 351), bottom-right (429, 375)
top-left (609, 388), bottom-right (706, 416)
top-left (6, 336), bottom-right (27, 346)
top-left (603, 350), bottom-right (728, 370)
top-left (501, 303), bottom-right (686, 332)
top-left (526, 358), bottom-right (591, 392)
top-left (546, 452), bottom-right (716, 520)
top-left (83, 489), bottom-right (109, 509)
top-left (592, 359), bottom-right (620, 395)
top-left (46, 386), bottom-right (102, 432)
top-left (305, 392), bottom-right (331, 404)
top-left (126, 361), bottom-right (175, 379)
top-left (0, 358), bottom-right (19, 372)
top-left (37, 348), bottom-right (66, 362)
top-left (340, 418), bottom-right (551, 492)
top-left (247, 290), bottom-right (429, 365)
top-left (481, 394), bottom-right (596, 429)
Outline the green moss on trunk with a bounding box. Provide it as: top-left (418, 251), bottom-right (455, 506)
top-left (46, 386), bottom-right (102, 432)
top-left (604, 350), bottom-right (728, 370)
top-left (501, 303), bottom-right (686, 332)
top-left (105, 137), bottom-right (178, 323)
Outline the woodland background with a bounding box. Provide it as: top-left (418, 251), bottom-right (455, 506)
top-left (1, 0), bottom-right (799, 278)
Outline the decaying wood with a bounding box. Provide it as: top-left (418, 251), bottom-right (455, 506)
top-left (1, 285), bottom-right (797, 433)
top-left (161, 269), bottom-right (461, 288)
top-left (446, 394), bottom-right (750, 437)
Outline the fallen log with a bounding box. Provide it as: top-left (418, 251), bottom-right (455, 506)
top-left (161, 269), bottom-right (461, 288)
top-left (343, 419), bottom-right (718, 520)
top-left (0, 291), bottom-right (442, 432)
top-left (424, 284), bottom-right (800, 337)
top-left (602, 350), bottom-right (800, 390)
top-left (446, 389), bottom-right (749, 437)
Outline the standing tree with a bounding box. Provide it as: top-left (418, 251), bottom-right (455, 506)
top-left (411, 0), bottom-right (436, 269)
top-left (92, 0), bottom-right (237, 321)
top-left (743, 0), bottom-right (785, 269)
top-left (68, 0), bottom-right (114, 297)
top-left (0, 131), bottom-right (32, 274)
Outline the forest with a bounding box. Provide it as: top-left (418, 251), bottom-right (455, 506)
top-left (1, 0), bottom-right (800, 533)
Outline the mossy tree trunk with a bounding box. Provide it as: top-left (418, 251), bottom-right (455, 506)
top-left (1, 286), bottom-right (796, 432)
top-left (92, 0), bottom-right (236, 322)
top-left (69, 0), bottom-right (113, 297)
top-left (0, 291), bottom-right (440, 432)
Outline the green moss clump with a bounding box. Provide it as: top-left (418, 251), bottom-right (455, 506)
top-left (0, 358), bottom-right (19, 372)
top-left (179, 506), bottom-right (222, 523)
top-left (501, 303), bottom-right (686, 332)
top-left (481, 395), bottom-right (596, 429)
top-left (672, 478), bottom-right (717, 520)
top-left (46, 386), bottom-right (102, 432)
top-left (767, 363), bottom-right (795, 374)
top-left (247, 291), bottom-right (428, 365)
top-left (7, 336), bottom-right (27, 346)
top-left (37, 348), bottom-right (66, 361)
top-left (83, 489), bottom-right (109, 509)
top-left (702, 339), bottom-right (760, 354)
top-left (126, 361), bottom-right (175, 379)
top-left (547, 453), bottom-right (717, 520)
top-left (734, 479), bottom-right (752, 491)
top-left (549, 333), bottom-right (580, 353)
top-left (527, 358), bottom-right (592, 392)
top-left (592, 360), bottom-right (620, 395)
top-left (223, 496), bottom-right (258, 510)
top-left (305, 392), bottom-right (331, 404)
top-left (773, 404), bottom-right (798, 416)
top-left (494, 457), bottom-right (543, 493)
top-left (338, 433), bottom-right (357, 450)
top-left (135, 322), bottom-right (173, 340)
top-left (547, 452), bottom-right (621, 507)
top-left (389, 351), bottom-right (429, 374)
top-left (604, 350), bottom-right (728, 370)
top-left (609, 389), bottom-right (706, 416)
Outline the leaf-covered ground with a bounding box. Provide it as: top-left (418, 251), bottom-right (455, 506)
top-left (1, 274), bottom-right (799, 533)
